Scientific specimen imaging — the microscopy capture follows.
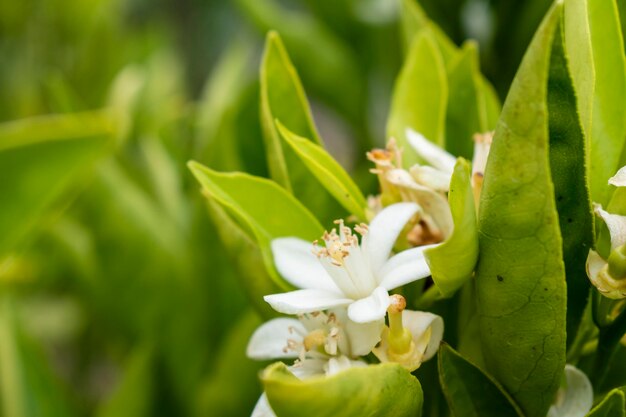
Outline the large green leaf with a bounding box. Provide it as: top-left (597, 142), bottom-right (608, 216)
top-left (425, 158), bottom-right (477, 297)
top-left (387, 27), bottom-right (448, 166)
top-left (188, 162), bottom-right (323, 290)
top-left (585, 389), bottom-right (625, 417)
top-left (565, 0), bottom-right (626, 206)
top-left (260, 31), bottom-right (343, 224)
top-left (0, 299), bottom-right (74, 417)
top-left (263, 362), bottom-right (423, 417)
top-left (546, 24), bottom-right (594, 347)
top-left (277, 121), bottom-right (367, 220)
top-left (0, 112), bottom-right (112, 255)
top-left (438, 344), bottom-right (524, 417)
top-left (475, 4), bottom-right (567, 417)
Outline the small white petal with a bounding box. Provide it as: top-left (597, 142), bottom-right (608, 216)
top-left (594, 204), bottom-right (626, 249)
top-left (252, 393), bottom-right (277, 417)
top-left (271, 238), bottom-right (339, 292)
top-left (409, 165), bottom-right (452, 192)
top-left (609, 166), bottom-right (626, 187)
top-left (345, 318), bottom-right (385, 356)
top-left (547, 365), bottom-right (593, 417)
top-left (402, 310), bottom-right (444, 361)
top-left (246, 318), bottom-right (306, 360)
top-left (347, 287), bottom-right (390, 323)
top-left (471, 134), bottom-right (492, 178)
top-left (324, 356), bottom-right (366, 376)
top-left (586, 250), bottom-right (606, 282)
top-left (378, 245), bottom-right (436, 290)
top-left (365, 202), bottom-right (420, 275)
top-left (289, 358), bottom-right (327, 379)
top-left (264, 289), bottom-right (352, 315)
top-left (406, 129), bottom-right (456, 173)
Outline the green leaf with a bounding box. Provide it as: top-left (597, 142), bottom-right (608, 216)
top-left (585, 389), bottom-right (625, 417)
top-left (263, 362), bottom-right (423, 417)
top-left (0, 299), bottom-right (74, 417)
top-left (399, 0), bottom-right (457, 62)
top-left (565, 0), bottom-right (626, 206)
top-left (205, 198), bottom-right (280, 318)
top-left (276, 121), bottom-right (367, 220)
top-left (475, 4), bottom-right (567, 417)
top-left (444, 42), bottom-right (490, 159)
top-left (0, 112), bottom-right (112, 256)
top-left (438, 344), bottom-right (524, 417)
top-left (388, 28), bottom-right (448, 166)
top-left (546, 22), bottom-right (594, 347)
top-left (260, 31), bottom-right (343, 223)
top-left (425, 158), bottom-right (477, 297)
top-left (188, 162), bottom-right (323, 290)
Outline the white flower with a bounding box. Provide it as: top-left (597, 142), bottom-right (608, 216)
top-left (264, 202), bottom-right (435, 324)
top-left (547, 365), bottom-right (593, 417)
top-left (247, 311), bottom-right (370, 417)
top-left (586, 167), bottom-right (626, 299)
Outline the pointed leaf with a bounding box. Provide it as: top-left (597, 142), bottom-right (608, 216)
top-left (438, 344), bottom-right (524, 417)
top-left (425, 158), bottom-right (477, 297)
top-left (263, 362), bottom-right (423, 417)
top-left (475, 5), bottom-right (567, 416)
top-left (188, 162), bottom-right (323, 290)
top-left (388, 28), bottom-right (448, 166)
top-left (277, 121), bottom-right (367, 219)
top-left (565, 0), bottom-right (626, 206)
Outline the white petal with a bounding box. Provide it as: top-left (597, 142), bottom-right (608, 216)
top-left (345, 318), bottom-right (385, 356)
top-left (586, 250), bottom-right (606, 282)
top-left (246, 318), bottom-right (306, 360)
top-left (409, 165), bottom-right (452, 192)
top-left (547, 365), bottom-right (593, 417)
top-left (378, 245), bottom-right (436, 290)
top-left (264, 289), bottom-right (352, 315)
top-left (406, 129), bottom-right (456, 173)
top-left (324, 356), bottom-right (366, 376)
top-left (252, 393), bottom-right (277, 417)
top-left (609, 166), bottom-right (626, 187)
top-left (384, 169), bottom-right (454, 238)
top-left (347, 287), bottom-right (390, 323)
top-left (402, 310), bottom-right (444, 361)
top-left (365, 202), bottom-right (420, 275)
top-left (271, 238), bottom-right (339, 292)
top-left (289, 358), bottom-right (327, 379)
top-left (471, 134), bottom-right (492, 178)
top-left (594, 204), bottom-right (626, 249)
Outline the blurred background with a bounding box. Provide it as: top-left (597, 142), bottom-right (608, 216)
top-left (0, 0), bottom-right (589, 416)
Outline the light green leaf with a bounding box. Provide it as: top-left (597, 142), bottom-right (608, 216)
top-left (546, 22), bottom-right (594, 347)
top-left (438, 344), bottom-right (524, 417)
top-left (263, 362), bottom-right (423, 417)
top-left (584, 389), bottom-right (625, 417)
top-left (425, 158), bottom-right (477, 297)
top-left (444, 42), bottom-right (490, 159)
top-left (0, 299), bottom-right (74, 417)
top-left (276, 121), bottom-right (367, 220)
top-left (388, 28), bottom-right (448, 166)
top-left (260, 31), bottom-right (343, 224)
top-left (0, 111), bottom-right (112, 256)
top-left (475, 4), bottom-right (567, 417)
top-left (188, 162), bottom-right (323, 290)
top-left (565, 0), bottom-right (626, 206)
